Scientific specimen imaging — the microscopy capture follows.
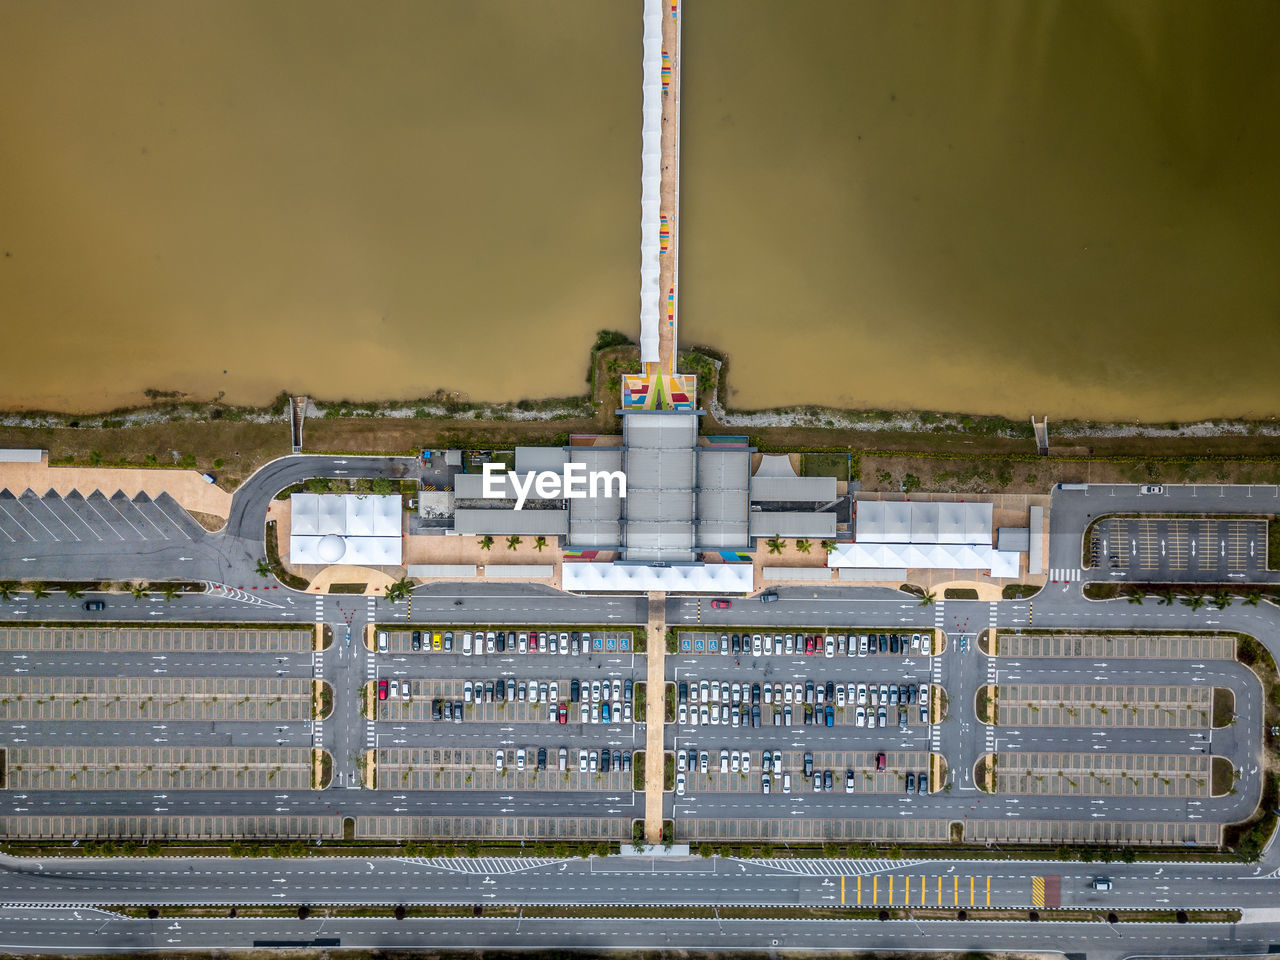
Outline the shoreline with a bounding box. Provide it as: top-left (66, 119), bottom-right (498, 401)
top-left (2, 334), bottom-right (1278, 442)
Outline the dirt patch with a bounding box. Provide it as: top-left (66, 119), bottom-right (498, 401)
top-left (976, 685), bottom-right (998, 725)
top-left (185, 510), bottom-right (226, 532)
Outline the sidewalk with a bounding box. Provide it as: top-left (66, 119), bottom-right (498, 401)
top-left (644, 590), bottom-right (667, 844)
top-left (0, 455), bottom-right (231, 519)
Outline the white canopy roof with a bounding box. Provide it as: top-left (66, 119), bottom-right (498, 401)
top-left (563, 562), bottom-right (753, 594)
top-left (828, 541), bottom-right (1019, 578)
top-left (289, 494), bottom-right (402, 566)
top-left (855, 500), bottom-right (991, 545)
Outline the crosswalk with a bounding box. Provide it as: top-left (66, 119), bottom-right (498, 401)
top-left (366, 595), bottom-right (377, 622)
top-left (743, 857), bottom-right (921, 877)
top-left (314, 595), bottom-right (324, 620)
top-left (1048, 567), bottom-right (1081, 582)
top-left (933, 599), bottom-right (945, 632)
top-left (397, 857), bottom-right (564, 875)
top-left (929, 601), bottom-right (944, 751)
top-left (312, 649), bottom-right (325, 748)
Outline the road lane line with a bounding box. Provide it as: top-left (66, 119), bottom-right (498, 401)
top-left (856, 875), bottom-right (861, 905)
top-left (987, 876), bottom-right (990, 907)
top-left (840, 875), bottom-right (844, 905)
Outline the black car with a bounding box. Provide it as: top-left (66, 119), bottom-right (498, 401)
top-left (907, 684), bottom-right (917, 704)
top-left (889, 634), bottom-right (899, 654)
top-left (824, 681), bottom-right (835, 702)
top-left (878, 634), bottom-right (888, 653)
top-left (411, 630), bottom-right (422, 651)
top-left (443, 701), bottom-right (453, 721)
top-left (454, 700), bottom-right (464, 722)
top-left (622, 751), bottom-right (632, 772)
top-left (678, 681), bottom-right (689, 703)
top-left (570, 679), bottom-right (581, 702)
top-left (571, 631), bottom-right (581, 644)
top-left (804, 681), bottom-right (815, 704)
top-left (537, 747), bottom-right (548, 771)
top-left (600, 749), bottom-right (611, 774)
top-left (823, 770), bottom-right (833, 792)
top-left (432, 698), bottom-right (443, 721)
top-left (612, 750), bottom-right (621, 770)
top-left (731, 634), bottom-right (742, 654)
top-left (803, 752), bottom-right (814, 777)
top-left (751, 683), bottom-right (761, 703)
top-left (83, 600), bottom-right (106, 611)
top-left (624, 678), bottom-right (634, 700)
top-left (495, 680), bottom-right (505, 702)
top-left (751, 704), bottom-right (762, 727)
top-left (495, 633), bottom-right (506, 653)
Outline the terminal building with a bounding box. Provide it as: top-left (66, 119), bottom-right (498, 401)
top-left (446, 410), bottom-right (838, 593)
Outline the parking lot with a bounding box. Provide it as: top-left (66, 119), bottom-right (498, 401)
top-left (995, 683), bottom-right (1212, 728)
top-left (372, 677), bottom-right (638, 725)
top-left (993, 751), bottom-right (1212, 797)
top-left (994, 631), bottom-right (1235, 660)
top-left (1091, 517), bottom-right (1266, 580)
top-left (677, 628), bottom-right (934, 658)
top-left (0, 676), bottom-right (312, 721)
top-left (674, 748), bottom-right (932, 795)
top-left (5, 745), bottom-right (316, 791)
top-left (0, 490), bottom-right (202, 545)
top-left (375, 746), bottom-right (633, 792)
top-left (377, 626), bottom-right (634, 656)
top-left (0, 625), bottom-right (313, 654)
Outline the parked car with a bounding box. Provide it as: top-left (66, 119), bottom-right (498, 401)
top-left (579, 750), bottom-right (589, 773)
top-left (377, 679), bottom-right (388, 700)
top-left (918, 772), bottom-right (928, 795)
top-left (676, 773), bottom-right (686, 796)
top-left (389, 679), bottom-right (399, 699)
top-left (760, 591), bottom-right (779, 603)
top-left (876, 752), bottom-right (887, 772)
top-left (411, 631), bottom-right (422, 651)
top-left (495, 751), bottom-right (505, 771)
top-left (905, 772), bottom-right (916, 794)
top-left (1138, 485), bottom-right (1163, 495)
top-left (377, 631), bottom-right (388, 653)
top-left (559, 747), bottom-right (568, 771)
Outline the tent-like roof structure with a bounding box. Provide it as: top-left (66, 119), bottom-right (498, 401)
top-left (563, 562), bottom-right (753, 594)
top-left (289, 494), bottom-right (402, 566)
top-left (855, 500), bottom-right (991, 545)
top-left (828, 541), bottom-right (1019, 578)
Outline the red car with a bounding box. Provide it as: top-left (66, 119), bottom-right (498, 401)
top-left (804, 636), bottom-right (816, 655)
top-left (377, 679), bottom-right (388, 701)
top-left (529, 632), bottom-right (539, 652)
top-left (558, 704), bottom-right (568, 724)
top-left (711, 599), bottom-right (732, 610)
top-left (875, 752), bottom-right (886, 772)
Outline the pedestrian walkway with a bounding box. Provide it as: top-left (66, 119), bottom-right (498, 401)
top-left (644, 590), bottom-right (666, 844)
top-left (1049, 567), bottom-right (1081, 582)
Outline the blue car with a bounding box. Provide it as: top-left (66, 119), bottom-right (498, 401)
top-left (602, 702), bottom-right (612, 723)
top-left (825, 704), bottom-right (835, 727)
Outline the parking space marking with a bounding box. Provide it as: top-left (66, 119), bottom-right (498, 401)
top-left (1137, 518), bottom-right (1159, 570)
top-left (1167, 520), bottom-right (1188, 570)
top-left (1198, 520), bottom-right (1217, 571)
top-left (103, 495), bottom-right (150, 539)
top-left (33, 495), bottom-right (81, 542)
top-left (0, 499), bottom-right (42, 542)
top-left (54, 493), bottom-right (104, 541)
top-left (148, 496), bottom-right (197, 540)
top-left (81, 493), bottom-right (128, 541)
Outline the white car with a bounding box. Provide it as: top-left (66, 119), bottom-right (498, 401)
top-left (591, 680), bottom-right (601, 702)
top-left (624, 702), bottom-right (632, 722)
top-left (911, 633), bottom-right (921, 651)
top-left (401, 682), bottom-right (410, 701)
top-left (921, 634), bottom-right (932, 656)
top-left (783, 685), bottom-right (793, 705)
top-left (389, 679), bottom-right (399, 699)
top-left (763, 684), bottom-right (773, 705)
top-left (857, 683), bottom-right (868, 706)
top-left (771, 752), bottom-right (782, 775)
top-left (528, 683), bottom-right (539, 705)
top-left (859, 635), bottom-right (869, 657)
top-left (676, 773), bottom-right (686, 796)
top-left (699, 704), bottom-right (709, 725)
top-left (486, 631), bottom-right (496, 654)
top-left (699, 680), bottom-right (710, 703)
top-left (579, 703), bottom-right (589, 723)
top-left (677, 750), bottom-right (687, 773)
top-left (710, 681), bottom-right (721, 703)
top-left (462, 632), bottom-right (473, 657)
top-left (836, 685), bottom-right (846, 708)
top-left (855, 706), bottom-right (866, 727)
top-left (495, 750), bottom-right (505, 771)
top-left (730, 751), bottom-right (739, 773)
top-left (518, 633), bottom-right (528, 654)
top-left (709, 704), bottom-right (720, 725)
top-left (741, 752), bottom-right (751, 774)
top-left (549, 681), bottom-right (559, 702)
top-left (920, 684), bottom-right (930, 707)
top-left (678, 703), bottom-right (688, 724)
top-left (785, 634), bottom-right (795, 654)
top-left (590, 704), bottom-right (600, 723)
top-left (579, 750), bottom-right (589, 772)
top-left (377, 631), bottom-right (388, 653)
top-left (763, 635), bottom-right (774, 655)
top-left (824, 636), bottom-right (835, 658)
top-left (719, 750), bottom-right (729, 774)
top-left (752, 635), bottom-right (763, 656)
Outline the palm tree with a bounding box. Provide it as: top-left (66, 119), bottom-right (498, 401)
top-left (917, 589), bottom-right (937, 607)
top-left (385, 577), bottom-right (413, 603)
top-left (1210, 591), bottom-right (1233, 610)
top-left (1243, 590), bottom-right (1262, 607)
top-left (64, 584), bottom-right (85, 600)
top-left (131, 583), bottom-right (149, 600)
top-left (1180, 594), bottom-right (1207, 611)
top-left (160, 583), bottom-right (181, 602)
top-left (821, 540), bottom-right (837, 554)
top-left (255, 558), bottom-right (272, 578)
top-left (506, 535), bottom-right (522, 551)
top-left (478, 536), bottom-right (494, 552)
top-left (28, 582), bottom-right (49, 600)
top-left (766, 538), bottom-right (783, 555)
top-left (795, 539), bottom-right (812, 554)
top-left (1158, 590), bottom-right (1176, 606)
top-left (0, 581), bottom-right (16, 601)
top-left (1127, 593), bottom-right (1144, 605)
top-left (534, 536), bottom-right (547, 553)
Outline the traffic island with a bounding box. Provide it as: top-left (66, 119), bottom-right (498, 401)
top-left (976, 684), bottom-right (998, 725)
top-left (1212, 687), bottom-right (1236, 727)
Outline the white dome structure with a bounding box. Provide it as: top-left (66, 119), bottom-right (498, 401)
top-left (317, 533), bottom-right (347, 564)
